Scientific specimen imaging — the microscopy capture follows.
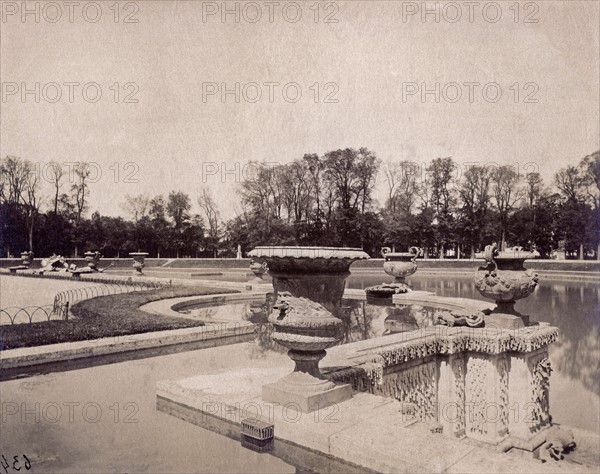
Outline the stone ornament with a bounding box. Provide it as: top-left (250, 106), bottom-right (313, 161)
top-left (70, 251), bottom-right (113, 277)
top-left (130, 252), bottom-right (149, 275)
top-left (252, 246), bottom-right (365, 411)
top-left (434, 309), bottom-right (484, 328)
top-left (38, 255), bottom-right (69, 274)
top-left (474, 243), bottom-right (540, 327)
top-left (475, 243), bottom-right (539, 305)
top-left (366, 246), bottom-right (422, 298)
top-left (268, 291), bottom-right (342, 380)
top-left (248, 246), bottom-right (369, 274)
top-left (84, 251), bottom-right (102, 270)
top-left (8, 251), bottom-right (34, 273)
top-left (249, 259), bottom-right (268, 283)
top-left (249, 245), bottom-right (369, 308)
top-left (539, 429), bottom-right (576, 462)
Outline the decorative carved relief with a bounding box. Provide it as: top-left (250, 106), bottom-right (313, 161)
top-left (379, 362), bottom-right (437, 422)
top-left (466, 357), bottom-right (488, 436)
top-left (450, 356), bottom-right (466, 436)
top-left (528, 354), bottom-right (552, 433)
top-left (497, 356), bottom-right (509, 436)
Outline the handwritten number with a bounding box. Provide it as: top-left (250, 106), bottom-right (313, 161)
top-left (1, 455), bottom-right (9, 474)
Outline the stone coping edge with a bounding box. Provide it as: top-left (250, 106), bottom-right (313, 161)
top-left (0, 320), bottom-right (254, 370)
top-left (325, 325), bottom-right (558, 387)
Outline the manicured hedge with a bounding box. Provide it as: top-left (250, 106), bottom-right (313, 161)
top-left (0, 285), bottom-right (237, 350)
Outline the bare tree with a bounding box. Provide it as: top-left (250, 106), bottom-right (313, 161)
top-left (198, 187), bottom-right (221, 257)
top-left (525, 172), bottom-right (543, 207)
top-left (71, 162), bottom-right (91, 225)
top-left (281, 161), bottom-right (312, 222)
top-left (121, 194), bottom-right (150, 223)
top-left (580, 151), bottom-right (600, 210)
top-left (491, 165), bottom-right (524, 250)
top-left (47, 162), bottom-right (64, 214)
top-left (0, 156), bottom-right (31, 205)
top-left (0, 156), bottom-right (42, 251)
top-left (22, 172), bottom-right (41, 251)
top-left (384, 160), bottom-right (420, 214)
top-left (554, 165), bottom-right (583, 202)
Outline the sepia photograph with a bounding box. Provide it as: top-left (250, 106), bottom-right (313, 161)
top-left (0, 1), bottom-right (599, 472)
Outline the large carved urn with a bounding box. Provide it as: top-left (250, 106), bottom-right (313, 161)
top-left (268, 291), bottom-right (343, 378)
top-left (248, 246), bottom-right (368, 412)
top-left (474, 243), bottom-right (540, 328)
top-left (248, 246), bottom-right (369, 309)
top-left (382, 246), bottom-right (421, 283)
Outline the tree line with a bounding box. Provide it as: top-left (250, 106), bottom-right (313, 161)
top-left (1, 149), bottom-right (598, 259)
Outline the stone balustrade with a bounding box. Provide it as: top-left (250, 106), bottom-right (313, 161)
top-left (325, 324), bottom-right (558, 447)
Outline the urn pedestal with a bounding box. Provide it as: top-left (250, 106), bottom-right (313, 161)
top-left (474, 244), bottom-right (540, 329)
top-left (261, 292), bottom-right (353, 412)
top-left (248, 246), bottom-right (369, 412)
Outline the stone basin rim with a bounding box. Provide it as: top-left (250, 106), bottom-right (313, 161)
top-left (248, 246), bottom-right (370, 259)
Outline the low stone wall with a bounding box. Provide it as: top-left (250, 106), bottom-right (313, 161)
top-left (2, 257), bottom-right (599, 272)
top-left (0, 258), bottom-right (169, 269)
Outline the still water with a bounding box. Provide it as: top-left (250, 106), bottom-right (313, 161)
top-left (1, 273), bottom-right (597, 473)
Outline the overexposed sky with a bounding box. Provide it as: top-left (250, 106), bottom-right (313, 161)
top-left (1, 0), bottom-right (598, 219)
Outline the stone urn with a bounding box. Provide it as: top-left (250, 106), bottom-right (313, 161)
top-left (474, 243), bottom-right (540, 328)
top-left (262, 291), bottom-right (352, 412)
top-left (366, 246), bottom-right (421, 297)
top-left (130, 252), bottom-right (149, 275)
top-left (247, 246), bottom-right (369, 310)
top-left (249, 259), bottom-right (269, 284)
top-left (9, 251), bottom-right (34, 273)
top-left (248, 246), bottom-right (369, 412)
top-left (20, 251), bottom-right (34, 267)
top-left (84, 251), bottom-right (102, 271)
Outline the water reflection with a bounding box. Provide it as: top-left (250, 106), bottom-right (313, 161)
top-left (180, 298), bottom-right (439, 351)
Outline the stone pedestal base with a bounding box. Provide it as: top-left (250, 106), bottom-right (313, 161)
top-left (262, 371), bottom-right (352, 413)
top-left (484, 313), bottom-right (529, 329)
top-left (365, 282), bottom-right (410, 298)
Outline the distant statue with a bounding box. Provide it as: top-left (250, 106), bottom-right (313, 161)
top-left (38, 255), bottom-right (69, 274)
top-left (237, 244), bottom-right (243, 259)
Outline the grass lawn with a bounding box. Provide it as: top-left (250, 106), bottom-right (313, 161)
top-left (0, 285), bottom-right (237, 350)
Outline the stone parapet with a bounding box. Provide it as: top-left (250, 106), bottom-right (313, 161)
top-left (325, 325), bottom-right (558, 446)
